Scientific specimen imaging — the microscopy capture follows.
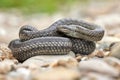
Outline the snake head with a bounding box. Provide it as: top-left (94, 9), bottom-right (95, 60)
top-left (57, 25), bottom-right (79, 38)
top-left (19, 25), bottom-right (38, 40)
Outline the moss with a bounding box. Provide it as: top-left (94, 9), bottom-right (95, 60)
top-left (0, 0), bottom-right (88, 14)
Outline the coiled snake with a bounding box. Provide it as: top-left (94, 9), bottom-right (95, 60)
top-left (8, 19), bottom-right (104, 62)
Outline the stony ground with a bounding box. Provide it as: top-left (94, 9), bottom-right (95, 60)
top-left (0, 1), bottom-right (120, 80)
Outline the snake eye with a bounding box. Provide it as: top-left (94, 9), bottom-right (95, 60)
top-left (23, 28), bottom-right (33, 31)
top-left (19, 25), bottom-right (38, 35)
top-left (21, 27), bottom-right (34, 33)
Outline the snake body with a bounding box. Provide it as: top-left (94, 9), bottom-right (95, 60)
top-left (8, 19), bottom-right (104, 62)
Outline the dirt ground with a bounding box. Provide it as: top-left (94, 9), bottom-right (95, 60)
top-left (0, 0), bottom-right (120, 80)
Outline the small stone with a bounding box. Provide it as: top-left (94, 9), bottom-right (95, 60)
top-left (75, 56), bottom-right (82, 62)
top-left (7, 68), bottom-right (31, 80)
top-left (97, 42), bottom-right (110, 51)
top-left (97, 36), bottom-right (120, 50)
top-left (93, 50), bottom-right (110, 58)
top-left (23, 52), bottom-right (75, 67)
top-left (101, 36), bottom-right (120, 42)
top-left (0, 43), bottom-right (14, 60)
top-left (0, 74), bottom-right (6, 80)
top-left (0, 59), bottom-right (16, 74)
top-left (20, 63), bottom-right (41, 71)
top-left (81, 56), bottom-right (89, 61)
top-left (80, 72), bottom-right (115, 80)
top-left (104, 57), bottom-right (120, 72)
top-left (114, 33), bottom-right (120, 38)
top-left (109, 42), bottom-right (120, 59)
top-left (79, 58), bottom-right (119, 77)
top-left (32, 68), bottom-right (80, 80)
top-left (50, 58), bottom-right (78, 69)
top-left (95, 50), bottom-right (105, 58)
top-left (69, 51), bottom-right (76, 57)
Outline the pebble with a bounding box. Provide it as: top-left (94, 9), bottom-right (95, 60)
top-left (92, 50), bottom-right (110, 58)
top-left (104, 57), bottom-right (120, 72)
top-left (23, 52), bottom-right (75, 67)
top-left (94, 50), bottom-right (105, 58)
top-left (0, 59), bottom-right (16, 74)
top-left (97, 36), bottom-right (120, 50)
top-left (32, 68), bottom-right (80, 80)
top-left (7, 68), bottom-right (31, 80)
top-left (101, 36), bottom-right (120, 42)
top-left (0, 43), bottom-right (14, 60)
top-left (80, 72), bottom-right (114, 80)
top-left (50, 58), bottom-right (78, 69)
top-left (109, 42), bottom-right (120, 59)
top-left (0, 74), bottom-right (6, 80)
top-left (1, 10), bottom-right (120, 80)
top-left (114, 33), bottom-right (120, 38)
top-left (79, 58), bottom-right (119, 77)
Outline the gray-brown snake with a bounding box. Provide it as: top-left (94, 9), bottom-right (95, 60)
top-left (8, 19), bottom-right (104, 62)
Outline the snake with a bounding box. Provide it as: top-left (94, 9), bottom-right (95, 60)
top-left (8, 19), bottom-right (104, 62)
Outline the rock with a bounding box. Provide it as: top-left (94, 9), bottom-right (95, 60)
top-left (97, 42), bottom-right (111, 51)
top-left (32, 68), bottom-right (80, 80)
top-left (104, 57), bottom-right (120, 72)
top-left (79, 58), bottom-right (119, 77)
top-left (75, 54), bottom-right (90, 61)
top-left (0, 74), bottom-right (6, 80)
top-left (97, 36), bottom-right (120, 50)
top-left (101, 36), bottom-right (120, 42)
top-left (23, 52), bottom-right (75, 67)
top-left (91, 50), bottom-right (110, 58)
top-left (7, 68), bottom-right (31, 80)
top-left (17, 63), bottom-right (41, 71)
top-left (109, 42), bottom-right (120, 59)
top-left (114, 33), bottom-right (120, 38)
top-left (0, 59), bottom-right (16, 74)
top-left (80, 72), bottom-right (114, 80)
top-left (50, 58), bottom-right (78, 69)
top-left (75, 56), bottom-right (82, 62)
top-left (94, 50), bottom-right (106, 58)
top-left (0, 43), bottom-right (15, 60)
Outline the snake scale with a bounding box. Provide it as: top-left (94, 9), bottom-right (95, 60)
top-left (8, 19), bottom-right (104, 62)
